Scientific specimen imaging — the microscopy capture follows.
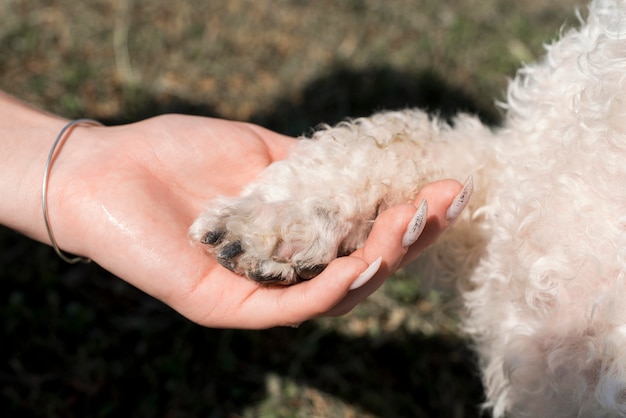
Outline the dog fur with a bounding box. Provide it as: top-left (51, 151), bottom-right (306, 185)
top-left (190, 1), bottom-right (626, 416)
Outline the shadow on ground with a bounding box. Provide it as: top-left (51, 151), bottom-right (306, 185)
top-left (254, 65), bottom-right (500, 135)
top-left (1, 66), bottom-right (493, 417)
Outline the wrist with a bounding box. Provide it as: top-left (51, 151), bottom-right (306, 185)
top-left (0, 92), bottom-right (108, 262)
top-left (43, 119), bottom-right (103, 263)
top-left (0, 94), bottom-right (69, 242)
top-left (40, 121), bottom-right (111, 260)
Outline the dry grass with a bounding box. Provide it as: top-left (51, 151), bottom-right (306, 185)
top-left (1, 0), bottom-right (585, 417)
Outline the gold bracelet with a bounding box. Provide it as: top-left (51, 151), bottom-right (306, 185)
top-left (42, 118), bottom-right (103, 264)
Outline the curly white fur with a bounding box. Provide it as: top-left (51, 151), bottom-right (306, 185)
top-left (191, 0), bottom-right (626, 415)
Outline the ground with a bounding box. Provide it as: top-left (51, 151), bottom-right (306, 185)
top-left (0, 1), bottom-right (584, 416)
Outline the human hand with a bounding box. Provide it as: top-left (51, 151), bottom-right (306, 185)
top-left (46, 114), bottom-right (466, 328)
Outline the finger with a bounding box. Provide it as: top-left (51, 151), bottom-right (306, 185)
top-left (403, 178), bottom-right (464, 262)
top-left (326, 178), bottom-right (465, 315)
top-left (264, 191), bottom-right (440, 322)
top-left (323, 203), bottom-right (421, 316)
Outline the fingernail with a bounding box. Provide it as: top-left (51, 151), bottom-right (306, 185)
top-left (401, 199), bottom-right (428, 248)
top-left (349, 256), bottom-right (383, 290)
top-left (446, 175), bottom-right (473, 224)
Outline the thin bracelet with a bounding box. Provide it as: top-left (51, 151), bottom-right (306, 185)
top-left (42, 118), bottom-right (103, 264)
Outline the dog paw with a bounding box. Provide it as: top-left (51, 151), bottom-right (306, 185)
top-left (190, 194), bottom-right (358, 285)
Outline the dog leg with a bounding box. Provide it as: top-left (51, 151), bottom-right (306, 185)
top-left (191, 110), bottom-right (491, 284)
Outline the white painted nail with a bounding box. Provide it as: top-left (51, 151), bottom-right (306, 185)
top-left (445, 175), bottom-right (473, 224)
top-left (349, 256), bottom-right (383, 290)
top-left (401, 199), bottom-right (428, 248)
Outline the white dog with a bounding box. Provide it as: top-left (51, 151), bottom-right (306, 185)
top-left (191, 1), bottom-right (626, 416)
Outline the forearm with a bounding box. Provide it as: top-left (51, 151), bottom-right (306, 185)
top-left (0, 91), bottom-right (70, 243)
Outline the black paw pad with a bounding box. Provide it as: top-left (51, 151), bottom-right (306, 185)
top-left (216, 241), bottom-right (243, 271)
top-left (295, 264), bottom-right (327, 280)
top-left (202, 230), bottom-right (226, 245)
top-left (249, 270), bottom-right (286, 284)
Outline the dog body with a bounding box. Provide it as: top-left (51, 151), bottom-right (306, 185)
top-left (191, 1), bottom-right (626, 415)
